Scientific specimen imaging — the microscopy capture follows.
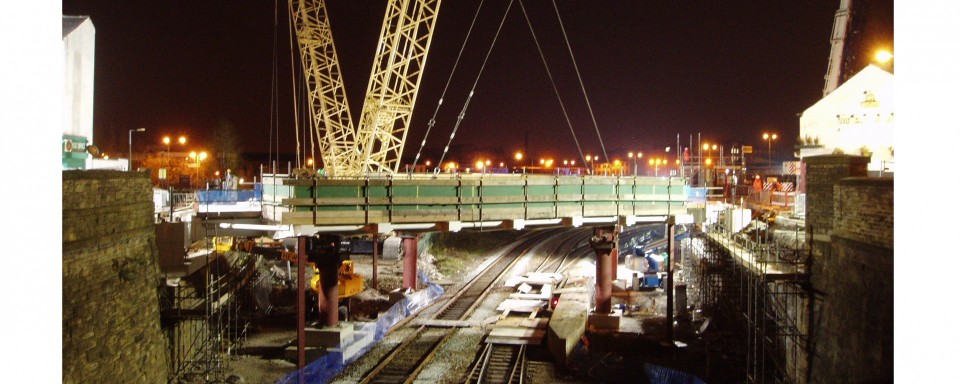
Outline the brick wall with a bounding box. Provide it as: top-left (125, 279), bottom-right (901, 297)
top-left (834, 178), bottom-right (894, 249)
top-left (802, 157), bottom-right (893, 383)
top-left (803, 155), bottom-right (869, 240)
top-left (62, 170), bottom-right (170, 383)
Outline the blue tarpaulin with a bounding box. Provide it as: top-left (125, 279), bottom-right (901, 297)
top-left (277, 270), bottom-right (445, 384)
top-left (196, 189), bottom-right (262, 204)
top-left (644, 363), bottom-right (707, 384)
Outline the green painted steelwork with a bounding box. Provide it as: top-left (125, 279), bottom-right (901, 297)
top-left (265, 174), bottom-right (689, 226)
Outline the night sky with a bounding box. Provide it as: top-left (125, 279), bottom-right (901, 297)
top-left (60, 0), bottom-right (893, 166)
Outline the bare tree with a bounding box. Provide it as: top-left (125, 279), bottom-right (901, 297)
top-left (212, 119), bottom-right (243, 176)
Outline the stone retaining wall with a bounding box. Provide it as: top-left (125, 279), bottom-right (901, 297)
top-left (62, 170), bottom-right (170, 383)
top-left (803, 156), bottom-right (893, 384)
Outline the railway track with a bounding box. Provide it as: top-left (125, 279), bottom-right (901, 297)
top-left (460, 228), bottom-right (592, 384)
top-left (465, 343), bottom-right (525, 384)
top-left (356, 229), bottom-right (561, 384)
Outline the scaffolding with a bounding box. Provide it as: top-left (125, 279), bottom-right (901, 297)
top-left (688, 212), bottom-right (810, 383)
top-left (160, 213), bottom-right (257, 383)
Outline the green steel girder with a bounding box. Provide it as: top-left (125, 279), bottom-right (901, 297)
top-left (272, 174), bottom-right (689, 226)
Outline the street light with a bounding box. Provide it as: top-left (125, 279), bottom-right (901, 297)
top-left (649, 158), bottom-right (666, 177)
top-left (875, 50), bottom-right (893, 64)
top-left (189, 150), bottom-right (208, 188)
top-left (128, 127), bottom-right (146, 171)
top-left (162, 136), bottom-right (171, 153)
top-left (763, 132), bottom-right (778, 166)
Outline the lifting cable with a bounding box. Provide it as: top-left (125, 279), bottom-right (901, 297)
top-left (435, 0), bottom-right (516, 173)
top-left (517, 0), bottom-right (586, 167)
top-left (410, 0), bottom-right (488, 174)
top-left (551, 0), bottom-right (609, 164)
top-left (270, 0), bottom-right (280, 172)
top-left (286, 4), bottom-right (303, 169)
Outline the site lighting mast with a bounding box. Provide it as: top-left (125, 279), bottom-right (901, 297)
top-left (128, 127), bottom-right (145, 171)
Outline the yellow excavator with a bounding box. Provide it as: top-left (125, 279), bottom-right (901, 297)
top-left (310, 260), bottom-right (364, 300)
top-left (240, 236), bottom-right (365, 300)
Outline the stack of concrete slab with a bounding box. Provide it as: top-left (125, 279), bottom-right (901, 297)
top-left (284, 322), bottom-right (374, 364)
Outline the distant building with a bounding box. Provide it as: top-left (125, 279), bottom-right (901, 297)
top-left (798, 64), bottom-right (894, 174)
top-left (63, 15), bottom-right (123, 170)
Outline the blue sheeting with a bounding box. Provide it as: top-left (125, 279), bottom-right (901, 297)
top-left (644, 363), bottom-right (706, 384)
top-left (196, 189), bottom-right (262, 203)
top-left (277, 270), bottom-right (445, 384)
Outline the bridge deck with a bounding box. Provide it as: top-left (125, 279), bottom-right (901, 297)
top-left (262, 173), bottom-right (691, 230)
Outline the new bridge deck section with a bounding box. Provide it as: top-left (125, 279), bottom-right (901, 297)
top-left (262, 173), bottom-right (692, 233)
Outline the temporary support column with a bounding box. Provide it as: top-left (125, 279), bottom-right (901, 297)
top-left (310, 234), bottom-right (342, 328)
top-left (611, 242), bottom-right (619, 284)
top-left (371, 234), bottom-right (379, 290)
top-left (666, 216), bottom-right (676, 343)
top-left (316, 254), bottom-right (340, 327)
top-left (296, 236), bottom-right (307, 375)
top-left (402, 234), bottom-right (418, 290)
top-left (589, 226), bottom-right (617, 313)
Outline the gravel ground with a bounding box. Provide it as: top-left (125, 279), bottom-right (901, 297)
top-left (216, 228), bottom-right (719, 383)
top-left (217, 232), bottom-right (522, 383)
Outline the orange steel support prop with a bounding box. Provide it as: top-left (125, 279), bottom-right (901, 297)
top-left (590, 227), bottom-right (617, 313)
top-left (296, 236), bottom-right (307, 379)
top-left (402, 235), bottom-right (418, 290)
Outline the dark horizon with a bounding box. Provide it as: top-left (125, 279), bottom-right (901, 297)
top-left (62, 0), bottom-right (893, 168)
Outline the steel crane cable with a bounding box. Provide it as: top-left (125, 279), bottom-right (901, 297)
top-left (551, 0), bottom-right (609, 164)
top-left (286, 4), bottom-right (303, 169)
top-left (436, 0), bottom-right (516, 174)
top-left (517, 0), bottom-right (586, 168)
top-left (270, 0), bottom-right (280, 171)
top-left (410, 0), bottom-right (488, 175)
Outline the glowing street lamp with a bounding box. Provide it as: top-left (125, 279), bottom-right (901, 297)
top-left (875, 50), bottom-right (893, 64)
top-left (162, 136), bottom-right (171, 153)
top-left (189, 150), bottom-right (208, 188)
top-left (763, 132), bottom-right (778, 166)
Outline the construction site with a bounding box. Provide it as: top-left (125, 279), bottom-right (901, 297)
top-left (59, 150), bottom-right (893, 384)
top-left (56, 1), bottom-right (894, 383)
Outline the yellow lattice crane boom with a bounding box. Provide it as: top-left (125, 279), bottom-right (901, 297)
top-left (289, 0), bottom-right (442, 177)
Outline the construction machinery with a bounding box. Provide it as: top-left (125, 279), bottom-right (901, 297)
top-left (310, 260), bottom-right (364, 300)
top-left (243, 237), bottom-right (365, 300)
top-left (288, 0), bottom-right (442, 177)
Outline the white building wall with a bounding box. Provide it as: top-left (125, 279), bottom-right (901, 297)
top-left (63, 18), bottom-right (95, 140)
top-left (799, 64), bottom-right (894, 172)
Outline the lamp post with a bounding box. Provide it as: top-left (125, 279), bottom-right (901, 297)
top-left (650, 158), bottom-right (665, 177)
top-left (763, 132), bottom-right (778, 167)
top-left (628, 152), bottom-right (642, 176)
top-left (128, 127), bottom-right (146, 171)
top-left (162, 136), bottom-right (171, 153)
top-left (189, 150), bottom-right (208, 189)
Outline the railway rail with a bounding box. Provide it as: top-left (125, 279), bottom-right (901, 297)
top-left (356, 230), bottom-right (560, 384)
top-left (466, 344), bottom-right (526, 384)
top-left (462, 228), bottom-right (592, 384)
